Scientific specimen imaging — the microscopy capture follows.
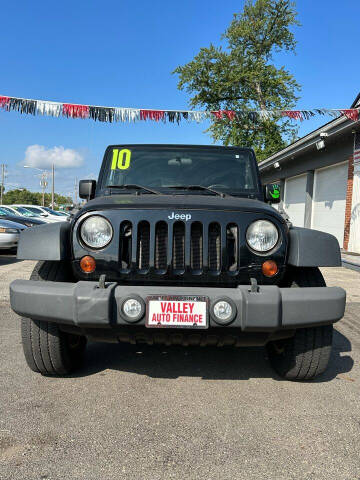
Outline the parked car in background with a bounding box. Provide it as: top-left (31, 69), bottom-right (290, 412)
top-left (0, 219), bottom-right (26, 250)
top-left (0, 205), bottom-right (55, 224)
top-left (52, 210), bottom-right (70, 217)
top-left (0, 208), bottom-right (46, 227)
top-left (0, 206), bottom-right (33, 217)
top-left (13, 205), bottom-right (66, 222)
top-left (42, 207), bottom-right (70, 219)
top-left (8, 205), bottom-right (43, 218)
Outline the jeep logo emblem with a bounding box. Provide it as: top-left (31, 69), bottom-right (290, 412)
top-left (168, 212), bottom-right (192, 221)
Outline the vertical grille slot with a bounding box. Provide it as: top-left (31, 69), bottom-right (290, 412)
top-left (119, 221), bottom-right (132, 271)
top-left (137, 221), bottom-right (150, 271)
top-left (190, 222), bottom-right (203, 272)
top-left (227, 223), bottom-right (238, 272)
top-left (208, 222), bottom-right (221, 272)
top-left (172, 221), bottom-right (185, 272)
top-left (155, 221), bottom-right (168, 271)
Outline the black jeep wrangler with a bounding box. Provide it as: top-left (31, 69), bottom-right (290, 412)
top-left (10, 145), bottom-right (346, 380)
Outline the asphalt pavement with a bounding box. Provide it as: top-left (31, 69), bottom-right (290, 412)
top-left (0, 253), bottom-right (359, 479)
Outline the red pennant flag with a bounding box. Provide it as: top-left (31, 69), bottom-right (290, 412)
top-left (140, 110), bottom-right (165, 121)
top-left (281, 110), bottom-right (303, 121)
top-left (223, 110), bottom-right (236, 121)
top-left (0, 96), bottom-right (10, 108)
top-left (211, 111), bottom-right (223, 120)
top-left (340, 109), bottom-right (359, 122)
top-left (212, 110), bottom-right (237, 121)
top-left (63, 104), bottom-right (89, 119)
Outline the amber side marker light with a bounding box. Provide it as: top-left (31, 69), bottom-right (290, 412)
top-left (80, 255), bottom-right (96, 273)
top-left (262, 260), bottom-right (278, 277)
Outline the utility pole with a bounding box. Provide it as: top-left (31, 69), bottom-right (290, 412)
top-left (24, 165), bottom-right (49, 206)
top-left (40, 172), bottom-right (48, 207)
top-left (51, 163), bottom-right (55, 209)
top-left (0, 164), bottom-right (6, 205)
top-left (74, 177), bottom-right (78, 205)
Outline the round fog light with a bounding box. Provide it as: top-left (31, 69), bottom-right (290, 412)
top-left (123, 299), bottom-right (142, 318)
top-left (121, 297), bottom-right (144, 322)
top-left (211, 298), bottom-right (236, 325)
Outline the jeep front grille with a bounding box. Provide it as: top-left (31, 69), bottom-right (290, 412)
top-left (119, 219), bottom-right (239, 276)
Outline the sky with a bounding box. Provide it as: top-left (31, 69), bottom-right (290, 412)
top-left (1, 0), bottom-right (360, 199)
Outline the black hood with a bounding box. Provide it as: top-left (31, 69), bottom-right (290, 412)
top-left (78, 194), bottom-right (284, 222)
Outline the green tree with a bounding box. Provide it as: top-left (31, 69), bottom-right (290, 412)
top-left (3, 189), bottom-right (72, 207)
top-left (43, 193), bottom-right (72, 207)
top-left (3, 189), bottom-right (40, 205)
top-left (173, 0), bottom-right (300, 160)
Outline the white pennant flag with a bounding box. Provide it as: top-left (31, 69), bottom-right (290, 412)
top-left (36, 101), bottom-right (62, 117)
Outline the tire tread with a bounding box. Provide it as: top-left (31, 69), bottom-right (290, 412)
top-left (21, 261), bottom-right (85, 376)
top-left (268, 267), bottom-right (333, 381)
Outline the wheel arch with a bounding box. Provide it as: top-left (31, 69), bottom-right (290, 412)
top-left (287, 227), bottom-right (341, 267)
top-left (17, 222), bottom-right (71, 261)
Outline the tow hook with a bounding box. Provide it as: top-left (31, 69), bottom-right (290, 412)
top-left (249, 277), bottom-right (259, 293)
top-left (98, 274), bottom-right (106, 289)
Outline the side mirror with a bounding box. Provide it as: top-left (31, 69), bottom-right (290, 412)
top-left (79, 180), bottom-right (96, 200)
top-left (40, 213), bottom-right (48, 217)
top-left (265, 183), bottom-right (281, 204)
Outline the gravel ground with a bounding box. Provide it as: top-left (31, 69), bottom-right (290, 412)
top-left (0, 253), bottom-right (359, 480)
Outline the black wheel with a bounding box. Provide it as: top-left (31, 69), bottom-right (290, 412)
top-left (267, 267), bottom-right (333, 381)
top-left (21, 261), bottom-right (87, 376)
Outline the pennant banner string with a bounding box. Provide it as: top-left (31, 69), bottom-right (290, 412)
top-left (0, 94), bottom-right (358, 124)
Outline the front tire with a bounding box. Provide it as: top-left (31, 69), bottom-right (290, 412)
top-left (267, 267), bottom-right (333, 381)
top-left (21, 261), bottom-right (86, 376)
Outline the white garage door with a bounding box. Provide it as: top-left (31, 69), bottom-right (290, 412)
top-left (284, 174), bottom-right (307, 227)
top-left (312, 162), bottom-right (348, 246)
top-left (348, 163), bottom-right (360, 253)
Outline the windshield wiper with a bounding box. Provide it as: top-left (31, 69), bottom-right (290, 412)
top-left (167, 185), bottom-right (228, 197)
top-left (106, 184), bottom-right (163, 195)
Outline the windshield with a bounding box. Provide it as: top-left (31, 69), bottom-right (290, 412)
top-left (0, 208), bottom-right (11, 216)
top-left (0, 206), bottom-right (16, 215)
top-left (100, 146), bottom-right (259, 195)
top-left (43, 207), bottom-right (63, 216)
top-left (12, 206), bottom-right (38, 217)
top-left (24, 206), bottom-right (45, 215)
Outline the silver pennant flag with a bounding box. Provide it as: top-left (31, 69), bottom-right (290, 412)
top-left (36, 101), bottom-right (62, 117)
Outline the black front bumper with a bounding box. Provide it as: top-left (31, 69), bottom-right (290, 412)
top-left (10, 280), bottom-right (346, 335)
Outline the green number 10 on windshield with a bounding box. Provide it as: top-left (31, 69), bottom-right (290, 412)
top-left (111, 149), bottom-right (132, 170)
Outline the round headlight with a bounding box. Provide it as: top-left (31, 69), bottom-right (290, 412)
top-left (246, 220), bottom-right (278, 252)
top-left (80, 215), bottom-right (113, 249)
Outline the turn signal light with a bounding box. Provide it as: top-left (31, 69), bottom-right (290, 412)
top-left (262, 260), bottom-right (278, 277)
top-left (80, 255), bottom-right (96, 273)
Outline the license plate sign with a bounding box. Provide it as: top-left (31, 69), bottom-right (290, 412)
top-left (146, 296), bottom-right (208, 329)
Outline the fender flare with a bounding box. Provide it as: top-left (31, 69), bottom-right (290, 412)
top-left (17, 222), bottom-right (71, 261)
top-left (287, 227), bottom-right (341, 267)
